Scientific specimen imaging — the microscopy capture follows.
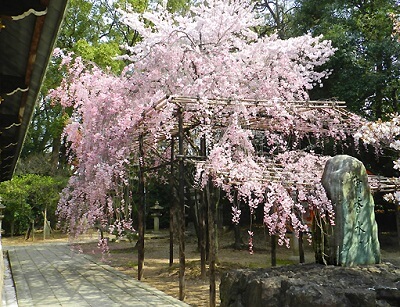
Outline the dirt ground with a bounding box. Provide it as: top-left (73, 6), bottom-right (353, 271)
top-left (2, 227), bottom-right (399, 307)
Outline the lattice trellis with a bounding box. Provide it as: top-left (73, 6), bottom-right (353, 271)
top-left (132, 96), bottom-right (363, 183)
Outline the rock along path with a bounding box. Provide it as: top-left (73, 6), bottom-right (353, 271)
top-left (4, 243), bottom-right (189, 307)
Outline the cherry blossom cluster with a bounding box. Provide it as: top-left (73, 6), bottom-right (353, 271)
top-left (118, 0), bottom-right (335, 101)
top-left (195, 120), bottom-right (336, 245)
top-left (50, 52), bottom-right (138, 236)
top-left (389, 13), bottom-right (400, 40)
top-left (356, 116), bottom-right (400, 169)
top-left (357, 115), bottom-right (400, 203)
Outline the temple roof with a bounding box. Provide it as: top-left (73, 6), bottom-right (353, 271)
top-left (0, 0), bottom-right (68, 181)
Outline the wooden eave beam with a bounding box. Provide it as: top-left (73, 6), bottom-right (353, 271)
top-left (0, 0), bottom-right (47, 19)
top-left (19, 14), bottom-right (47, 121)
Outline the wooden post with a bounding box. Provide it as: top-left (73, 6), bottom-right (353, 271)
top-left (396, 203), bottom-right (400, 248)
top-left (233, 192), bottom-right (244, 250)
top-left (207, 183), bottom-right (216, 307)
top-left (299, 232), bottom-right (305, 263)
top-left (138, 134), bottom-right (145, 281)
top-left (178, 108), bottom-right (186, 301)
top-left (271, 235), bottom-right (276, 267)
top-left (169, 138), bottom-right (175, 267)
top-left (200, 136), bottom-right (207, 279)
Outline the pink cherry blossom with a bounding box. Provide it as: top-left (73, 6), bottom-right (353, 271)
top-left (52, 0), bottom-right (363, 248)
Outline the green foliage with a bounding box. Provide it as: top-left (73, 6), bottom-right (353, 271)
top-left (75, 39), bottom-right (126, 73)
top-left (0, 175), bottom-right (67, 235)
top-left (57, 0), bottom-right (96, 50)
top-left (290, 0), bottom-right (400, 120)
top-left (166, 0), bottom-right (190, 13)
top-left (58, 0), bottom-right (152, 64)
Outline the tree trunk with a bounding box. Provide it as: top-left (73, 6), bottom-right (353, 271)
top-left (233, 223), bottom-right (244, 250)
top-left (233, 193), bottom-right (244, 250)
top-left (51, 135), bottom-right (61, 170)
top-left (214, 190), bottom-right (220, 263)
top-left (271, 235), bottom-right (277, 267)
top-left (25, 225), bottom-right (32, 240)
top-left (10, 220), bottom-right (14, 238)
top-left (178, 108), bottom-right (186, 301)
top-left (169, 138), bottom-right (175, 267)
top-left (199, 135), bottom-right (207, 278)
top-left (43, 207), bottom-right (47, 240)
top-left (299, 232), bottom-right (305, 263)
top-left (190, 190), bottom-right (202, 253)
top-left (374, 57), bottom-right (384, 119)
top-left (207, 183), bottom-right (216, 307)
top-left (199, 190), bottom-right (207, 279)
top-left (396, 203), bottom-right (400, 248)
top-left (138, 135), bottom-right (145, 281)
top-left (169, 205), bottom-right (174, 267)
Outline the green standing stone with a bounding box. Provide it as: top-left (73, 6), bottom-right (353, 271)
top-left (319, 155), bottom-right (381, 266)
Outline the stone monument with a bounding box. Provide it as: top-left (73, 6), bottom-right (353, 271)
top-left (319, 155), bottom-right (380, 266)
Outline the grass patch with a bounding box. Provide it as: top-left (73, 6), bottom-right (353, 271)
top-left (276, 259), bottom-right (296, 266)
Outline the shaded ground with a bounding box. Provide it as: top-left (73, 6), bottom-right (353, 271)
top-left (3, 227), bottom-right (399, 306)
top-left (76, 226), bottom-right (315, 307)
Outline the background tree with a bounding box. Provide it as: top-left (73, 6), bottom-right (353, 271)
top-left (0, 175), bottom-right (66, 236)
top-left (0, 177), bottom-right (29, 237)
top-left (289, 0), bottom-right (400, 120)
top-left (255, 0), bottom-right (297, 38)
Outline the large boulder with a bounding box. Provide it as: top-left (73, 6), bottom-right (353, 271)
top-left (320, 155), bottom-right (380, 266)
top-left (220, 263), bottom-right (400, 307)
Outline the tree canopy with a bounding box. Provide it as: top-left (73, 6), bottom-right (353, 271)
top-left (0, 174), bottom-right (66, 235)
top-left (290, 0), bottom-right (400, 119)
top-left (49, 0), bottom-right (365, 245)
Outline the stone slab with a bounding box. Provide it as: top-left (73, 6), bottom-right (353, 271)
top-left (5, 243), bottom-right (189, 306)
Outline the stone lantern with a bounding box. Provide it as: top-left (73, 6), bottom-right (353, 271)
top-left (150, 201), bottom-right (164, 232)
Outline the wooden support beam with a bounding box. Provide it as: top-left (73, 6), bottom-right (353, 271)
top-left (137, 134), bottom-right (145, 281)
top-left (19, 14), bottom-right (47, 122)
top-left (178, 107), bottom-right (186, 301)
top-left (271, 234), bottom-right (277, 267)
top-left (169, 137), bottom-right (175, 267)
top-left (207, 182), bottom-right (216, 307)
top-left (200, 136), bottom-right (207, 280)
